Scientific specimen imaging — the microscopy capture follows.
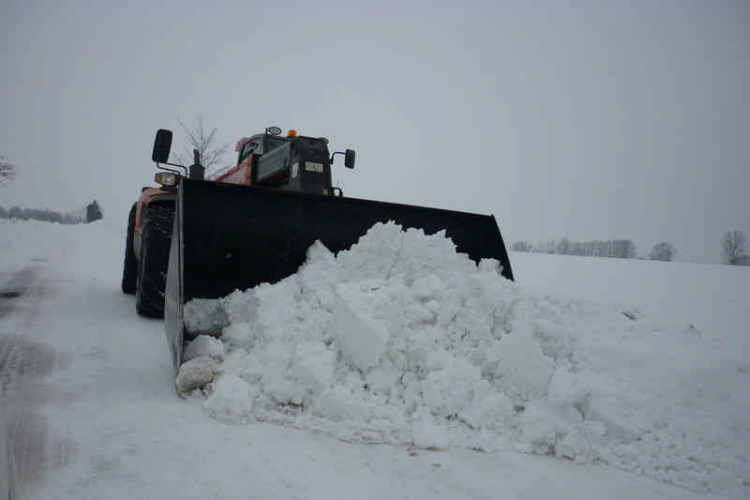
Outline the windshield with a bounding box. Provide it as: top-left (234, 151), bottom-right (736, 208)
top-left (297, 137), bottom-right (329, 156)
top-left (267, 136), bottom-right (288, 153)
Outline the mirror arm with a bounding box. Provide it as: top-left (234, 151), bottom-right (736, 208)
top-left (156, 161), bottom-right (188, 176)
top-left (330, 151), bottom-right (345, 164)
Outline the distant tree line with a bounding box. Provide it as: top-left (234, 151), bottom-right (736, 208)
top-left (0, 200), bottom-right (103, 224)
top-left (510, 238), bottom-right (642, 259)
top-left (511, 230), bottom-right (750, 266)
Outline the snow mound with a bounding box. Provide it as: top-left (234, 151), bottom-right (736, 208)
top-left (181, 222), bottom-right (749, 495)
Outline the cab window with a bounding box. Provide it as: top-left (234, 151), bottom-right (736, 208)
top-left (239, 139), bottom-right (262, 163)
top-left (266, 136), bottom-right (288, 153)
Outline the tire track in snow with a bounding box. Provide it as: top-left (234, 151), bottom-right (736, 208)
top-left (0, 266), bottom-right (75, 497)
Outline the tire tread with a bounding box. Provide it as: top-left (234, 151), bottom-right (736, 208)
top-left (135, 204), bottom-right (174, 318)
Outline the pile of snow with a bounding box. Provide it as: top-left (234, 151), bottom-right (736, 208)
top-left (181, 222), bottom-right (749, 494)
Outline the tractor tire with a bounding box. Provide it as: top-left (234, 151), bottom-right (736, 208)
top-left (120, 203), bottom-right (138, 294)
top-left (135, 203), bottom-right (174, 318)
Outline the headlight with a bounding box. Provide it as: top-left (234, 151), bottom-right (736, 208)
top-left (155, 172), bottom-right (178, 187)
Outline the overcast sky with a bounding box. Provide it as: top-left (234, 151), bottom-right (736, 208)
top-left (1, 1), bottom-right (747, 264)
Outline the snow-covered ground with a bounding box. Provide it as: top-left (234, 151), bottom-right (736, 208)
top-left (0, 218), bottom-right (747, 499)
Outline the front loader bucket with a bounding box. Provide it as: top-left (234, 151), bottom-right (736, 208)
top-left (165, 178), bottom-right (513, 372)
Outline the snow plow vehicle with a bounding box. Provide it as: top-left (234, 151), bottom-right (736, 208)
top-left (121, 126), bottom-right (514, 374)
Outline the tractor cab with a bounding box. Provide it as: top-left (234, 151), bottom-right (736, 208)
top-left (224, 127), bottom-right (355, 196)
top-left (235, 126), bottom-right (290, 166)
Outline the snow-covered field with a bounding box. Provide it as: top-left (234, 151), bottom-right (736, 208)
top-left (0, 218), bottom-right (747, 499)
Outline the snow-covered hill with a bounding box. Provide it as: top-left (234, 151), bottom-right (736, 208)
top-left (0, 219), bottom-right (747, 499)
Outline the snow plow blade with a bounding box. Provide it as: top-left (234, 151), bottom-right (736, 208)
top-left (164, 177), bottom-right (513, 372)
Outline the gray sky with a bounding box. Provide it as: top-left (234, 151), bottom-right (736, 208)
top-left (1, 0), bottom-right (747, 264)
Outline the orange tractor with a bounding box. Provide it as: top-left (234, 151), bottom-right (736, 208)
top-left (122, 126), bottom-right (513, 372)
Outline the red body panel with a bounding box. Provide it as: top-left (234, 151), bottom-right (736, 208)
top-left (215, 153), bottom-right (255, 186)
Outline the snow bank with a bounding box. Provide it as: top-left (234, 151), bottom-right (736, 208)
top-left (0, 219), bottom-right (76, 276)
top-left (182, 222), bottom-right (749, 495)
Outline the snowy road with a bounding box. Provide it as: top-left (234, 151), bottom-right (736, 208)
top-left (0, 264), bottom-right (76, 497)
top-left (0, 218), bottom-right (745, 499)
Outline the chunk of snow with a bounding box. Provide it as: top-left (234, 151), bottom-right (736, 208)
top-left (333, 280), bottom-right (391, 372)
top-left (221, 322), bottom-right (256, 350)
top-left (175, 356), bottom-right (219, 396)
top-left (557, 421), bottom-right (606, 463)
top-left (411, 410), bottom-right (450, 450)
top-left (422, 358), bottom-right (481, 417)
top-left (311, 386), bottom-right (366, 422)
top-left (184, 298), bottom-right (228, 336)
top-left (493, 323), bottom-right (554, 401)
top-left (291, 341), bottom-right (335, 396)
top-left (183, 335), bottom-right (226, 362)
top-left (204, 374), bottom-right (255, 423)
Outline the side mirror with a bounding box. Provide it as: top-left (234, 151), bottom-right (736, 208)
top-left (344, 149), bottom-right (356, 169)
top-left (152, 129), bottom-right (173, 163)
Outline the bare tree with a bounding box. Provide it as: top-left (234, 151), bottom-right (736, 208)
top-left (648, 242), bottom-right (676, 262)
top-left (175, 116), bottom-right (230, 174)
top-left (0, 156), bottom-right (16, 187)
top-left (721, 230), bottom-right (749, 265)
top-left (555, 238), bottom-right (571, 255)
